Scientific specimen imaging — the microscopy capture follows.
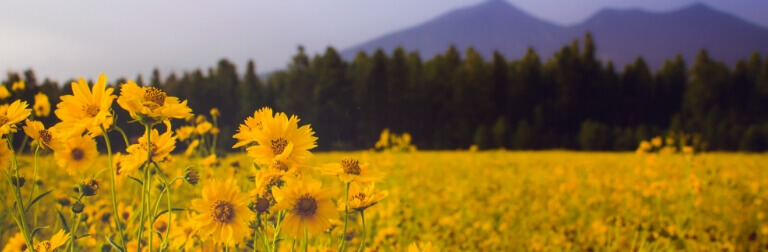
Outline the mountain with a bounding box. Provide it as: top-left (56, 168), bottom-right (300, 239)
top-left (341, 1), bottom-right (768, 69)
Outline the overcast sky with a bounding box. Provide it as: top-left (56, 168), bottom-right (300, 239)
top-left (1, 0), bottom-right (766, 82)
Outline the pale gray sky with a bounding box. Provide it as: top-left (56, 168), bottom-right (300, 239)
top-left (1, 0), bottom-right (766, 81)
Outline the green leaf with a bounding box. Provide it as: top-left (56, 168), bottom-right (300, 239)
top-left (105, 235), bottom-right (125, 252)
top-left (128, 176), bottom-right (143, 186)
top-left (25, 190), bottom-right (53, 212)
top-left (30, 226), bottom-right (49, 238)
top-left (152, 208), bottom-right (186, 222)
top-left (57, 210), bottom-right (69, 233)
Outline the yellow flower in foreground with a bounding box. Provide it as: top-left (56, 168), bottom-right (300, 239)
top-left (232, 107), bottom-right (273, 148)
top-left (320, 158), bottom-right (382, 183)
top-left (191, 179), bottom-right (253, 246)
top-left (0, 85), bottom-right (9, 99)
top-left (33, 229), bottom-right (68, 252)
top-left (2, 232), bottom-right (26, 252)
top-left (33, 92), bottom-right (51, 117)
top-left (23, 120), bottom-right (62, 150)
top-left (0, 138), bottom-right (12, 170)
top-left (246, 112), bottom-right (316, 165)
top-left (0, 100), bottom-right (32, 135)
top-left (339, 182), bottom-right (389, 212)
top-left (272, 177), bottom-right (337, 238)
top-left (54, 135), bottom-right (98, 175)
top-left (117, 80), bottom-right (192, 123)
top-left (124, 129), bottom-right (176, 170)
top-left (54, 73), bottom-right (115, 137)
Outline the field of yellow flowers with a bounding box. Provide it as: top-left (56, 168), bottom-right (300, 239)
top-left (1, 74), bottom-right (768, 251)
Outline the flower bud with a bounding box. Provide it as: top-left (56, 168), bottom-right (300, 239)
top-left (79, 179), bottom-right (99, 196)
top-left (72, 201), bottom-right (85, 214)
top-left (249, 197), bottom-right (271, 214)
top-left (11, 175), bottom-right (26, 187)
top-left (183, 167), bottom-right (200, 185)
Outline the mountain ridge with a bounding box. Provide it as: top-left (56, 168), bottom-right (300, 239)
top-left (341, 1), bottom-right (768, 69)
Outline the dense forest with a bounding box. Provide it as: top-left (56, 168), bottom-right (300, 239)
top-left (4, 33), bottom-right (768, 152)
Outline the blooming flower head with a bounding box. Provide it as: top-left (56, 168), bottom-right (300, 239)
top-left (1, 232), bottom-right (26, 252)
top-left (338, 182), bottom-right (389, 212)
top-left (54, 73), bottom-right (116, 137)
top-left (232, 107), bottom-right (273, 148)
top-left (33, 229), bottom-right (69, 252)
top-left (320, 158), bottom-right (382, 184)
top-left (33, 92), bottom-right (51, 117)
top-left (54, 135), bottom-right (98, 175)
top-left (0, 100), bottom-right (32, 135)
top-left (246, 112), bottom-right (316, 166)
top-left (175, 126), bottom-right (195, 141)
top-left (191, 179), bottom-right (253, 246)
top-left (272, 177), bottom-right (337, 238)
top-left (123, 129), bottom-right (176, 171)
top-left (117, 80), bottom-right (192, 124)
top-left (23, 119), bottom-right (63, 150)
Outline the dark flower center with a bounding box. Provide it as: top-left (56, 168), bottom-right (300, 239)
top-left (71, 148), bottom-right (85, 161)
top-left (271, 138), bottom-right (288, 155)
top-left (83, 104), bottom-right (100, 117)
top-left (293, 194), bottom-right (318, 217)
top-left (341, 158), bottom-right (361, 175)
top-left (211, 200), bottom-right (235, 224)
top-left (271, 160), bottom-right (289, 172)
top-left (144, 87), bottom-right (167, 107)
top-left (39, 129), bottom-right (52, 145)
top-left (0, 116), bottom-right (8, 126)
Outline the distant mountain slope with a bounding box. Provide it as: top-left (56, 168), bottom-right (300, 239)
top-left (342, 1), bottom-right (768, 69)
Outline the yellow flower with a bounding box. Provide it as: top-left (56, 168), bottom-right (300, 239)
top-left (196, 121), bottom-right (212, 134)
top-left (0, 100), bottom-right (32, 135)
top-left (246, 112), bottom-right (316, 165)
top-left (201, 154), bottom-right (218, 168)
top-left (320, 158), bottom-right (382, 184)
top-left (272, 177), bottom-right (337, 238)
top-left (1, 232), bottom-right (26, 252)
top-left (232, 107), bottom-right (273, 148)
top-left (54, 73), bottom-right (116, 137)
top-left (184, 139), bottom-right (200, 157)
top-left (22, 120), bottom-right (62, 150)
top-left (113, 153), bottom-right (135, 186)
top-left (11, 80), bottom-right (25, 91)
top-left (250, 168), bottom-right (285, 198)
top-left (407, 242), bottom-right (439, 252)
top-left (175, 126), bottom-right (195, 141)
top-left (54, 135), bottom-right (98, 175)
top-left (33, 229), bottom-right (68, 252)
top-left (339, 182), bottom-right (388, 212)
top-left (170, 212), bottom-right (199, 250)
top-left (210, 108), bottom-right (220, 117)
top-left (116, 80), bottom-right (192, 123)
top-left (0, 85), bottom-right (9, 99)
top-left (191, 179), bottom-right (253, 246)
top-left (123, 129), bottom-right (176, 171)
top-left (33, 92), bottom-right (51, 117)
top-left (0, 138), bottom-right (12, 170)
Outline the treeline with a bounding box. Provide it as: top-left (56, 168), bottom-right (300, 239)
top-left (4, 33), bottom-right (768, 151)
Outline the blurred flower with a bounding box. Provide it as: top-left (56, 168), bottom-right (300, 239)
top-left (0, 85), bottom-right (9, 99)
top-left (11, 80), bottom-right (24, 91)
top-left (196, 121), bottom-right (212, 134)
top-left (184, 140), bottom-right (199, 157)
top-left (54, 135), bottom-right (98, 175)
top-left (175, 126), bottom-right (195, 141)
top-left (2, 232), bottom-right (27, 252)
top-left (321, 158), bottom-right (382, 184)
top-left (0, 138), bottom-right (12, 170)
top-left (339, 182), bottom-right (388, 212)
top-left (33, 92), bottom-right (51, 117)
top-left (210, 108), bottom-right (220, 117)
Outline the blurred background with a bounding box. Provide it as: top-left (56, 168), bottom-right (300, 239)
top-left (2, 0), bottom-right (768, 151)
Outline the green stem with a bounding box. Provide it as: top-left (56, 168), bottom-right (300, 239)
top-left (69, 212), bottom-right (78, 252)
top-left (114, 126), bottom-right (131, 148)
top-left (101, 126), bottom-right (127, 249)
top-left (137, 124), bottom-right (152, 252)
top-left (338, 182), bottom-right (350, 252)
top-left (357, 211), bottom-right (366, 252)
top-left (29, 146), bottom-right (40, 227)
top-left (271, 211), bottom-right (286, 252)
top-left (7, 138), bottom-right (34, 251)
top-left (15, 134), bottom-right (29, 154)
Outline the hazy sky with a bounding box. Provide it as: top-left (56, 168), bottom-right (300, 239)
top-left (1, 0), bottom-right (766, 81)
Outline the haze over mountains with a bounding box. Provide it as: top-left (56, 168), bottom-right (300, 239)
top-left (342, 0), bottom-right (768, 69)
